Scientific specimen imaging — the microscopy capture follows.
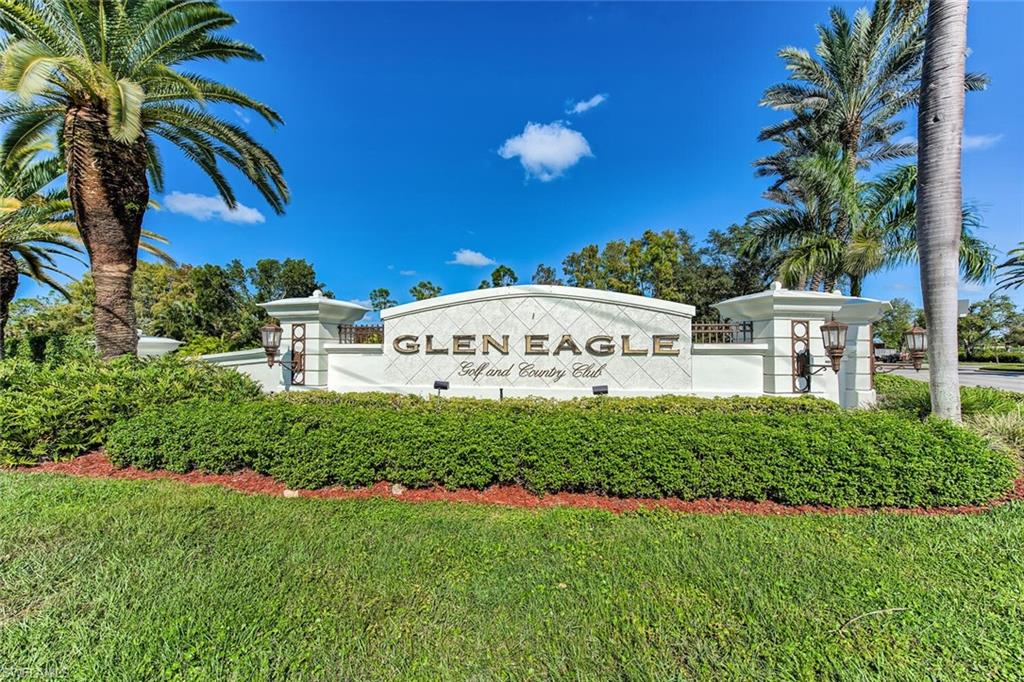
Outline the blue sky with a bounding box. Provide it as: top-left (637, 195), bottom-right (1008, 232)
top-left (46, 1), bottom-right (1024, 309)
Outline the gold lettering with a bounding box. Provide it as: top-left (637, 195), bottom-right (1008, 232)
top-left (393, 335), bottom-right (420, 354)
top-left (425, 335), bottom-right (448, 355)
top-left (621, 335), bottom-right (647, 356)
top-left (525, 334), bottom-right (549, 355)
top-left (652, 334), bottom-right (680, 356)
top-left (553, 334), bottom-right (583, 355)
top-left (452, 335), bottom-right (476, 355)
top-left (585, 335), bottom-right (615, 356)
top-left (482, 334), bottom-right (510, 355)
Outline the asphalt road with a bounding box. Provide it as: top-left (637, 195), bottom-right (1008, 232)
top-left (889, 366), bottom-right (1024, 392)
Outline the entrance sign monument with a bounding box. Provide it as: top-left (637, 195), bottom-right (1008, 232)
top-left (202, 283), bottom-right (890, 409)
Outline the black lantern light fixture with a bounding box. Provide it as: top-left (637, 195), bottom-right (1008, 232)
top-left (592, 385), bottom-right (609, 396)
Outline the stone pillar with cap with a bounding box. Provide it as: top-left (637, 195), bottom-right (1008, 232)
top-left (714, 283), bottom-right (890, 408)
top-left (259, 290), bottom-right (370, 390)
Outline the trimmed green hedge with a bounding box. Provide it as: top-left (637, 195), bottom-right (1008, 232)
top-left (0, 357), bottom-right (261, 466)
top-left (876, 374), bottom-right (1024, 419)
top-left (107, 397), bottom-right (1017, 507)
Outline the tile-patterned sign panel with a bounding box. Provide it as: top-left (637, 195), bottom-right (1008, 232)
top-left (383, 290), bottom-right (693, 393)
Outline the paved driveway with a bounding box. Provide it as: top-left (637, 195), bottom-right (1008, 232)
top-left (888, 366), bottom-right (1024, 392)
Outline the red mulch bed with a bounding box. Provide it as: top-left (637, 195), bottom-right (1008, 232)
top-left (16, 451), bottom-right (1024, 516)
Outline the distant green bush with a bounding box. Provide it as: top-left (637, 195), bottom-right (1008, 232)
top-left (959, 350), bottom-right (1024, 364)
top-left (107, 396), bottom-right (1016, 507)
top-left (0, 356), bottom-right (261, 466)
top-left (875, 374), bottom-right (1024, 419)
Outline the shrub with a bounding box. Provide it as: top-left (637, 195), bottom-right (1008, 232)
top-left (959, 350), bottom-right (1024, 364)
top-left (107, 397), bottom-right (1017, 507)
top-left (875, 374), bottom-right (1024, 419)
top-left (0, 356), bottom-right (262, 466)
top-left (966, 408), bottom-right (1024, 457)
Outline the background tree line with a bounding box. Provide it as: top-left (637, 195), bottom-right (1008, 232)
top-left (6, 258), bottom-right (328, 360)
top-left (365, 224), bottom-right (778, 322)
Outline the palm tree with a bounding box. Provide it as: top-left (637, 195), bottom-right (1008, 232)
top-left (0, 0), bottom-right (287, 358)
top-left (756, 0), bottom-right (987, 298)
top-left (760, 0), bottom-right (984, 176)
top-left (746, 157), bottom-right (993, 293)
top-left (916, 0), bottom-right (970, 422)
top-left (0, 136), bottom-right (173, 358)
top-left (0, 135), bottom-right (77, 358)
top-left (995, 243), bottom-right (1024, 291)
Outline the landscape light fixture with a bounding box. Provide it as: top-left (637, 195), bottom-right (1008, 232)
top-left (592, 385), bottom-right (609, 396)
top-left (434, 379), bottom-right (449, 397)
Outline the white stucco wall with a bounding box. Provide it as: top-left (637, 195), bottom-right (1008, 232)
top-left (325, 343), bottom-right (386, 392)
top-left (378, 285), bottom-right (695, 398)
top-left (691, 344), bottom-right (768, 396)
top-left (200, 348), bottom-right (282, 392)
top-left (214, 285), bottom-right (889, 406)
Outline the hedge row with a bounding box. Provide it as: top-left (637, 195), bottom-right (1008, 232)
top-left (272, 389), bottom-right (843, 415)
top-left (0, 357), bottom-right (261, 466)
top-left (959, 350), bottom-right (1024, 364)
top-left (107, 398), bottom-right (1017, 508)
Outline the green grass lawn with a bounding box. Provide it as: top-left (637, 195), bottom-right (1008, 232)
top-left (2, 473), bottom-right (1023, 680)
top-left (975, 363), bottom-right (1024, 373)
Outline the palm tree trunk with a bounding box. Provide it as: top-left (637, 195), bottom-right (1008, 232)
top-left (917, 0), bottom-right (968, 422)
top-left (849, 274), bottom-right (863, 297)
top-left (0, 248), bottom-right (18, 360)
top-left (64, 105), bottom-right (149, 359)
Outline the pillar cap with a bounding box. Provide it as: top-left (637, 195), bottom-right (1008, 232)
top-left (260, 293), bottom-right (369, 324)
top-left (714, 286), bottom-right (890, 323)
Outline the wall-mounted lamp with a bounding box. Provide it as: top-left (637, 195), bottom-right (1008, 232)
top-left (260, 321), bottom-right (305, 389)
top-left (875, 326), bottom-right (928, 373)
top-left (903, 326), bottom-right (927, 370)
top-left (592, 385), bottom-right (609, 396)
top-left (260, 321), bottom-right (303, 372)
top-left (795, 316), bottom-right (849, 388)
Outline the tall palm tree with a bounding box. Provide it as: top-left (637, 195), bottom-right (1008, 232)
top-left (0, 0), bottom-right (287, 358)
top-left (916, 0), bottom-right (970, 422)
top-left (756, 0), bottom-right (987, 298)
top-left (0, 135), bottom-right (173, 358)
top-left (995, 243), bottom-right (1024, 291)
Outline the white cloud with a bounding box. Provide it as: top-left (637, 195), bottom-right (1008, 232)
top-left (963, 133), bottom-right (1003, 151)
top-left (399, 269), bottom-right (417, 276)
top-left (233, 107), bottom-right (251, 125)
top-left (566, 93), bottom-right (608, 114)
top-left (349, 298), bottom-right (372, 308)
top-left (447, 249), bottom-right (496, 267)
top-left (164, 191), bottom-right (265, 224)
top-left (959, 280), bottom-right (985, 294)
top-left (498, 121), bottom-right (593, 182)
